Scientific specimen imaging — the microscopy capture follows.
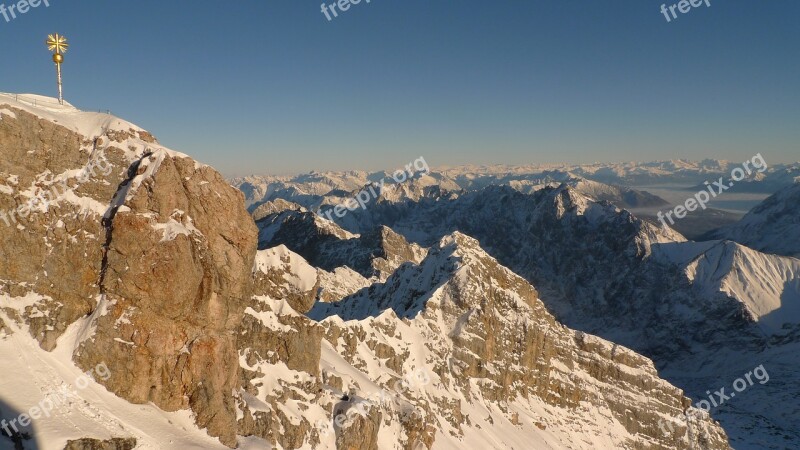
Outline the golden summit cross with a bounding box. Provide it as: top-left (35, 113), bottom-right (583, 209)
top-left (46, 33), bottom-right (68, 105)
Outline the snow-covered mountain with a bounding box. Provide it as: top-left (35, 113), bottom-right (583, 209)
top-left (307, 232), bottom-right (730, 449)
top-left (254, 204), bottom-right (427, 280)
top-left (653, 240), bottom-right (800, 334)
top-left (231, 160), bottom-right (799, 242)
top-left (233, 160), bottom-right (800, 210)
top-left (255, 177), bottom-right (800, 448)
top-left (232, 168), bottom-right (668, 217)
top-left (703, 183), bottom-right (800, 258)
top-left (438, 160), bottom-right (800, 190)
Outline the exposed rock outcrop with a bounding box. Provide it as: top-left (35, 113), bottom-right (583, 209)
top-left (1, 97), bottom-right (257, 447)
top-left (63, 437), bottom-right (137, 450)
top-left (253, 245), bottom-right (319, 314)
top-left (256, 209), bottom-right (426, 280)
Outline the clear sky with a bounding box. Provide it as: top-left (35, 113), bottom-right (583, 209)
top-left (0, 0), bottom-right (798, 176)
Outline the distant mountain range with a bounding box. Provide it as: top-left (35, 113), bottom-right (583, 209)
top-left (246, 166), bottom-right (800, 450)
top-left (233, 159), bottom-right (800, 211)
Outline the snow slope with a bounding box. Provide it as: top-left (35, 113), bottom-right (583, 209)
top-left (0, 304), bottom-right (271, 450)
top-left (653, 240), bottom-right (800, 334)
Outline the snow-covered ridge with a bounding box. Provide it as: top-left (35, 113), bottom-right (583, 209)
top-left (705, 183), bottom-right (800, 258)
top-left (0, 92), bottom-right (145, 140)
top-left (0, 92), bottom-right (203, 168)
top-left (254, 245), bottom-right (319, 292)
top-left (654, 240), bottom-right (800, 334)
top-left (303, 230), bottom-right (730, 449)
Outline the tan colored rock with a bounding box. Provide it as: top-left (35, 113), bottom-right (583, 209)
top-left (74, 151), bottom-right (258, 447)
top-left (63, 438), bottom-right (137, 450)
top-left (0, 107), bottom-right (126, 350)
top-left (334, 402), bottom-right (382, 450)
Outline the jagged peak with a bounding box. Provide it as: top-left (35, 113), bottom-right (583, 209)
top-left (257, 207), bottom-right (358, 242)
top-left (254, 244), bottom-right (317, 282)
top-left (653, 238), bottom-right (800, 334)
top-left (436, 230), bottom-right (482, 252)
top-left (529, 183), bottom-right (622, 226)
top-left (704, 182), bottom-right (800, 257)
top-left (372, 224), bottom-right (403, 239)
top-left (538, 183), bottom-right (687, 247)
top-left (307, 230), bottom-right (530, 321)
top-left (252, 198), bottom-right (307, 221)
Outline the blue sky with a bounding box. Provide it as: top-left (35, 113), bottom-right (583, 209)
top-left (0, 0), bottom-right (798, 176)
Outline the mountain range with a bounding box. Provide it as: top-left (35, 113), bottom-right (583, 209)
top-left (1, 93), bottom-right (798, 450)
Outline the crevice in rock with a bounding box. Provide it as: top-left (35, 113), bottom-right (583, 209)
top-left (98, 149), bottom-right (153, 294)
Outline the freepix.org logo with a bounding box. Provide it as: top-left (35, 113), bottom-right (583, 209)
top-left (0, 0), bottom-right (50, 23)
top-left (321, 0), bottom-right (375, 22)
top-left (660, 0), bottom-right (711, 23)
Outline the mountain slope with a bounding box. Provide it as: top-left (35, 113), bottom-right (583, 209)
top-left (653, 240), bottom-right (800, 335)
top-left (309, 232), bottom-right (730, 449)
top-left (257, 178), bottom-right (800, 448)
top-left (703, 183), bottom-right (800, 258)
top-left (256, 206), bottom-right (426, 281)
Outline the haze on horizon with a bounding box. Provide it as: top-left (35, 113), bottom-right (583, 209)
top-left (0, 0), bottom-right (797, 177)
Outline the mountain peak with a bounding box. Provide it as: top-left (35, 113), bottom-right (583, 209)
top-left (706, 183), bottom-right (800, 257)
top-left (1, 93), bottom-right (257, 446)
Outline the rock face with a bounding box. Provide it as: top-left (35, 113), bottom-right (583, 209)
top-left (0, 96), bottom-right (257, 447)
top-left (235, 295), bottom-right (328, 448)
top-left (74, 150), bottom-right (258, 446)
top-left (0, 105), bottom-right (126, 351)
